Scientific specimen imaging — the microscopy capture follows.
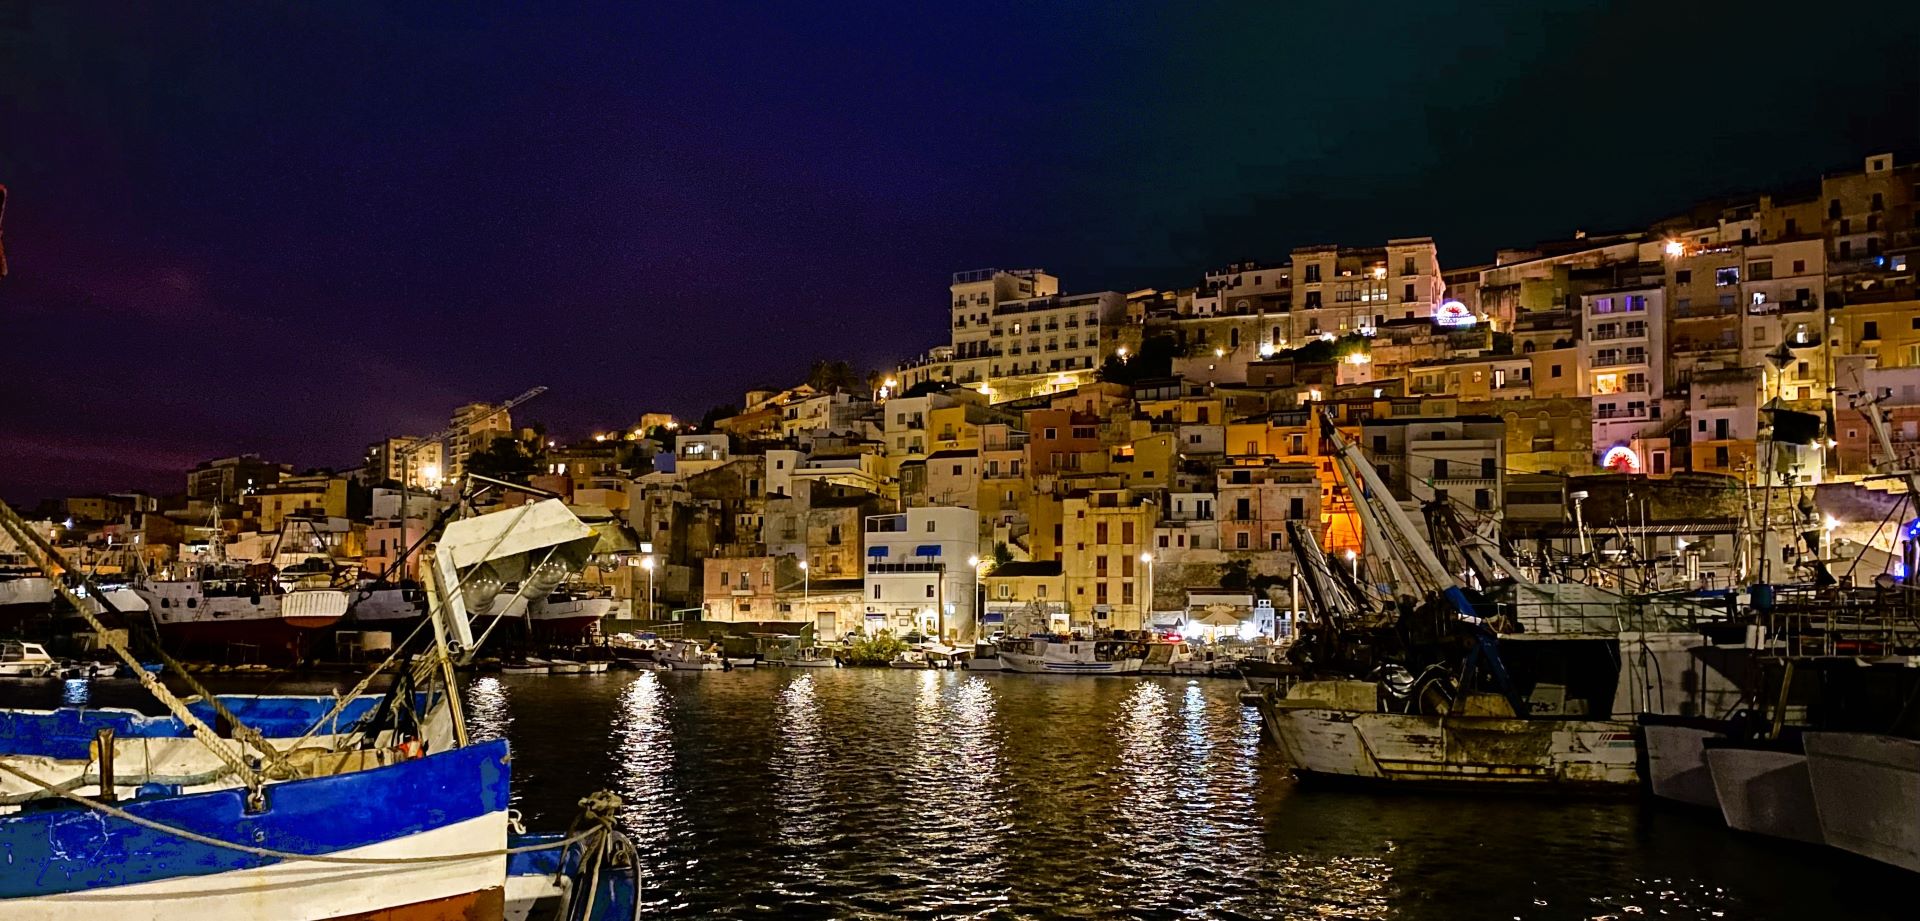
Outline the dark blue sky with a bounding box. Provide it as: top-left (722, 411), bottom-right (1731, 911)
top-left (3, 1), bottom-right (1917, 501)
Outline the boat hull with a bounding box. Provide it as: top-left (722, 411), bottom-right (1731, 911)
top-left (1804, 731), bottom-right (1920, 873)
top-left (1640, 717), bottom-right (1723, 808)
top-left (1705, 743), bottom-right (1823, 845)
top-left (1, 739), bottom-right (513, 920)
top-left (1264, 703), bottom-right (1640, 791)
top-left (1000, 653), bottom-right (1144, 675)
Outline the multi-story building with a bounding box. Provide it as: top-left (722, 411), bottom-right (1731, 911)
top-left (982, 560), bottom-right (1068, 635)
top-left (1289, 238), bottom-right (1446, 339)
top-left (1362, 416), bottom-right (1507, 523)
top-left (186, 454), bottom-right (289, 503)
top-left (1580, 285), bottom-right (1666, 473)
top-left (1687, 368), bottom-right (1762, 476)
top-left (984, 290), bottom-right (1126, 399)
top-left (950, 268), bottom-right (1059, 386)
top-left (1216, 461), bottom-right (1320, 552)
top-left (1060, 488), bottom-right (1156, 631)
top-left (447, 401), bottom-right (514, 481)
top-left (363, 437), bottom-right (443, 490)
top-left (701, 553), bottom-right (804, 623)
top-left (862, 507), bottom-right (980, 640)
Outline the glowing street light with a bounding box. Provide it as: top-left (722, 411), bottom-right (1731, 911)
top-left (640, 555), bottom-right (656, 619)
top-left (1343, 548), bottom-right (1358, 578)
top-left (1139, 552), bottom-right (1155, 621)
top-left (1664, 239), bottom-right (1686, 258)
top-left (799, 559), bottom-right (810, 625)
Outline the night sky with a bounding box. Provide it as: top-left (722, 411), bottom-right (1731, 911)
top-left (3, 1), bottom-right (1916, 502)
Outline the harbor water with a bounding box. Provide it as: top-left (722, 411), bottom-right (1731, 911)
top-left (7, 669), bottom-right (1905, 918)
top-left (456, 669), bottom-right (1901, 920)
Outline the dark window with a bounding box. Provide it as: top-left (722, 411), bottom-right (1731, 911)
top-left (1715, 446), bottom-right (1730, 467)
top-left (1675, 270), bottom-right (1691, 284)
top-left (1289, 497), bottom-right (1304, 519)
top-left (1433, 459), bottom-right (1449, 478)
top-left (1481, 458), bottom-right (1496, 478)
top-left (1865, 321), bottom-right (1880, 340)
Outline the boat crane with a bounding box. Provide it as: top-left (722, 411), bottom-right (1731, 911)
top-left (1316, 410), bottom-right (1527, 715)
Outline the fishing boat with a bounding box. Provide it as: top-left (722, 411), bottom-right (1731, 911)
top-left (1251, 412), bottom-right (1704, 793)
top-left (500, 659), bottom-right (550, 676)
top-left (1804, 731), bottom-right (1920, 872)
top-left (999, 636), bottom-right (1145, 674)
top-left (547, 658), bottom-right (586, 674)
top-left (1257, 679), bottom-right (1640, 790)
top-left (528, 583), bottom-right (617, 641)
top-left (0, 494), bottom-right (640, 919)
top-left (0, 641), bottom-right (58, 679)
top-left (135, 570), bottom-right (350, 663)
top-left (0, 555), bottom-right (55, 625)
top-left (347, 579), bottom-right (428, 627)
top-left (1705, 734), bottom-right (1824, 845)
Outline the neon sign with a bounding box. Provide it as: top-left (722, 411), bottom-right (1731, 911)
top-left (1434, 300), bottom-right (1476, 328)
top-left (1601, 445), bottom-right (1641, 473)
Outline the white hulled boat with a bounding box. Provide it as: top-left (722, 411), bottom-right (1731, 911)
top-left (999, 636), bottom-right (1145, 674)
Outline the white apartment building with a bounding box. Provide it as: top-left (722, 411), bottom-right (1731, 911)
top-left (985, 290), bottom-right (1126, 390)
top-left (1579, 285), bottom-right (1668, 473)
top-left (863, 507), bottom-right (980, 641)
top-left (950, 268), bottom-right (1059, 386)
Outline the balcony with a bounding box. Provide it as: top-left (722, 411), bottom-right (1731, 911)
top-left (1590, 327), bottom-right (1649, 342)
top-left (1593, 408), bottom-right (1648, 420)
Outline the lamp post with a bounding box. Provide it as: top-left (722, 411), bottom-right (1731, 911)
top-left (1139, 552), bottom-right (1154, 631)
top-left (966, 555), bottom-right (980, 641)
top-left (799, 559), bottom-right (809, 627)
top-left (641, 555), bottom-right (655, 620)
top-left (1344, 548), bottom-right (1358, 580)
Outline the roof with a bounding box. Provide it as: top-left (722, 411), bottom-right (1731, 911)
top-left (988, 560), bottom-right (1062, 578)
top-left (927, 449), bottom-right (978, 460)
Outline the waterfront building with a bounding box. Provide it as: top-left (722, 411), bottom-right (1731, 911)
top-left (982, 560), bottom-right (1067, 635)
top-left (862, 507), bottom-right (980, 640)
top-left (1060, 488), bottom-right (1156, 632)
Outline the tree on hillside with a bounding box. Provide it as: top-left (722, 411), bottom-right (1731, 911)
top-left (467, 436), bottom-right (539, 484)
top-left (698, 403), bottom-right (739, 430)
top-left (1096, 335), bottom-right (1178, 385)
top-left (806, 359), bottom-right (866, 394)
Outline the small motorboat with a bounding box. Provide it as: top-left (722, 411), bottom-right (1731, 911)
top-left (0, 641), bottom-right (58, 679)
top-left (889, 649), bottom-right (931, 669)
top-left (778, 647), bottom-right (837, 668)
top-left (501, 658), bottom-right (551, 675)
top-left (547, 659), bottom-right (586, 674)
top-left (962, 641), bottom-right (1004, 671)
top-left (661, 641), bottom-right (724, 671)
top-left (725, 656), bottom-right (758, 669)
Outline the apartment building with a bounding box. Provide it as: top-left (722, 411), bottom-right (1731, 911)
top-left (863, 507), bottom-right (980, 640)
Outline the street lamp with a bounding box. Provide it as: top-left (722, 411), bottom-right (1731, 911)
top-left (1343, 548), bottom-right (1358, 579)
top-left (1139, 552), bottom-right (1154, 630)
top-left (799, 559), bottom-right (809, 626)
top-left (640, 555), bottom-right (655, 620)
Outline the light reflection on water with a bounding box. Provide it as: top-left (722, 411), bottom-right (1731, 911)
top-left (464, 676), bottom-right (509, 743)
top-left (470, 670), bottom-right (1906, 921)
top-left (612, 671), bottom-right (676, 865)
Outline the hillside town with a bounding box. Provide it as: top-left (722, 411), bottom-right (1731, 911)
top-left (8, 151), bottom-right (1920, 654)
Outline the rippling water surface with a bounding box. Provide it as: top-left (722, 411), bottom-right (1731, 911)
top-left (455, 669), bottom-right (1904, 920)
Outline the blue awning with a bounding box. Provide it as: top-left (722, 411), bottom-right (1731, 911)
top-left (868, 546), bottom-right (888, 557)
top-left (915, 544), bottom-right (942, 557)
top-left (981, 612), bottom-right (1005, 624)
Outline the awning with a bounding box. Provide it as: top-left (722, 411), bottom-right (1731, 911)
top-left (868, 546), bottom-right (889, 557)
top-left (915, 544), bottom-right (942, 557)
top-left (981, 612), bottom-right (1005, 624)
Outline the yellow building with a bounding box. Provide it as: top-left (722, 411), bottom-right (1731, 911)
top-left (982, 560), bottom-right (1068, 633)
top-left (1833, 296), bottom-right (1920, 369)
top-left (249, 475), bottom-right (349, 532)
top-left (1061, 488), bottom-right (1156, 631)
